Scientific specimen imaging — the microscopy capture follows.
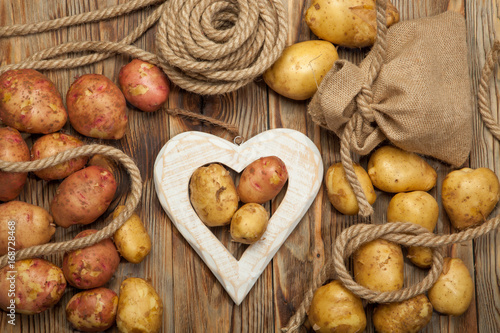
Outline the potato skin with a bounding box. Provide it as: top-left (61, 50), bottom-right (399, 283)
top-left (66, 74), bottom-right (128, 139)
top-left (50, 165), bottom-right (117, 228)
top-left (190, 163), bottom-right (239, 227)
top-left (0, 127), bottom-right (29, 201)
top-left (353, 239), bottom-right (404, 292)
top-left (116, 278), bottom-right (163, 333)
top-left (0, 201), bottom-right (56, 255)
top-left (325, 162), bottom-right (376, 215)
top-left (63, 229), bottom-right (120, 289)
top-left (373, 294), bottom-right (433, 333)
top-left (230, 203), bottom-right (269, 244)
top-left (442, 167), bottom-right (500, 230)
top-left (119, 59), bottom-right (170, 112)
top-left (428, 257), bottom-right (474, 316)
top-left (0, 258), bottom-right (66, 314)
top-left (0, 69), bottom-right (67, 134)
top-left (112, 205), bottom-right (152, 263)
top-left (263, 40), bottom-right (339, 100)
top-left (308, 280), bottom-right (366, 333)
top-left (368, 145), bottom-right (437, 193)
top-left (66, 287), bottom-right (118, 332)
top-left (237, 156), bottom-right (288, 204)
top-left (31, 132), bottom-right (88, 181)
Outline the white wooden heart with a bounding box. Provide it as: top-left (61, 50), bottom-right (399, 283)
top-left (153, 128), bottom-right (323, 304)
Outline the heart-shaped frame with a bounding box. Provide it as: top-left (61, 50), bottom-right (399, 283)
top-left (153, 129), bottom-right (323, 304)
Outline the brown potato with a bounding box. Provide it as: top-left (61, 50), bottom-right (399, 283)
top-left (230, 203), bottom-right (269, 244)
top-left (325, 162), bottom-right (376, 215)
top-left (0, 127), bottom-right (29, 201)
top-left (442, 167), bottom-right (500, 230)
top-left (0, 69), bottom-right (67, 134)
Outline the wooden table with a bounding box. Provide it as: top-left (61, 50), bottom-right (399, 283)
top-left (1, 0), bottom-right (499, 332)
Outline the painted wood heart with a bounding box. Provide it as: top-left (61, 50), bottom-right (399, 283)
top-left (153, 129), bottom-right (323, 304)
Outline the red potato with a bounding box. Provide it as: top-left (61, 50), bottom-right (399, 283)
top-left (0, 258), bottom-right (66, 314)
top-left (63, 229), bottom-right (121, 289)
top-left (0, 127), bottom-right (29, 201)
top-left (0, 69), bottom-right (67, 134)
top-left (119, 59), bottom-right (170, 112)
top-left (237, 156), bottom-right (288, 204)
top-left (50, 165), bottom-right (117, 228)
top-left (66, 74), bottom-right (128, 139)
top-left (31, 132), bottom-right (88, 181)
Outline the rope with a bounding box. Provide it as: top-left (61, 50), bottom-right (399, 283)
top-left (478, 40), bottom-right (500, 140)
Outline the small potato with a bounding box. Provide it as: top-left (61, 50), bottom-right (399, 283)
top-left (190, 163), bottom-right (239, 227)
top-left (0, 69), bottom-right (67, 134)
top-left (119, 59), bottom-right (170, 112)
top-left (50, 165), bottom-right (117, 228)
top-left (116, 278), bottom-right (163, 333)
top-left (0, 201), bottom-right (56, 255)
top-left (353, 239), bottom-right (404, 292)
top-left (112, 205), bottom-right (152, 263)
top-left (368, 145), bottom-right (437, 193)
top-left (428, 257), bottom-right (474, 316)
top-left (305, 0), bottom-right (400, 48)
top-left (63, 229), bottom-right (121, 289)
top-left (237, 156), bottom-right (288, 204)
top-left (66, 287), bottom-right (118, 332)
top-left (325, 162), bottom-right (376, 215)
top-left (373, 294), bottom-right (433, 333)
top-left (0, 127), bottom-right (29, 201)
top-left (442, 167), bottom-right (500, 230)
top-left (308, 280), bottom-right (366, 333)
top-left (387, 191), bottom-right (439, 268)
top-left (31, 132), bottom-right (88, 181)
top-left (230, 203), bottom-right (269, 244)
top-left (263, 40), bottom-right (339, 100)
top-left (66, 74), bottom-right (128, 140)
top-left (0, 258), bottom-right (66, 314)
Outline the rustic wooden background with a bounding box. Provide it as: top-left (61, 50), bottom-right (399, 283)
top-left (1, 0), bottom-right (499, 332)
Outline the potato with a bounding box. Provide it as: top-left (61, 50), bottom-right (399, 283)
top-left (119, 59), bottom-right (170, 112)
top-left (325, 162), bottom-right (376, 215)
top-left (387, 191), bottom-right (439, 268)
top-left (442, 167), bottom-right (500, 230)
top-left (0, 258), bottom-right (66, 314)
top-left (0, 127), bottom-right (29, 201)
top-left (305, 0), bottom-right (400, 48)
top-left (308, 280), bottom-right (366, 333)
top-left (116, 278), bottom-right (163, 333)
top-left (66, 74), bottom-right (128, 139)
top-left (66, 287), bottom-right (118, 332)
top-left (190, 163), bottom-right (239, 227)
top-left (50, 165), bottom-right (117, 228)
top-left (0, 69), bottom-right (67, 134)
top-left (63, 229), bottom-right (121, 289)
top-left (373, 294), bottom-right (433, 333)
top-left (0, 201), bottom-right (56, 255)
top-left (112, 205), bottom-right (152, 263)
top-left (428, 257), bottom-right (474, 316)
top-left (368, 145), bottom-right (437, 193)
top-left (263, 40), bottom-right (339, 100)
top-left (237, 156), bottom-right (288, 204)
top-left (353, 239), bottom-right (404, 292)
top-left (230, 203), bottom-right (269, 244)
top-left (30, 132), bottom-right (88, 181)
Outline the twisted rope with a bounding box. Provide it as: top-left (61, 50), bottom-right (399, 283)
top-left (478, 40), bottom-right (500, 140)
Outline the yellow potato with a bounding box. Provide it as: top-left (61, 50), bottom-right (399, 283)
top-left (353, 239), bottom-right (404, 292)
top-left (230, 203), bottom-right (269, 244)
top-left (442, 167), bottom-right (500, 230)
top-left (113, 205), bottom-right (152, 263)
top-left (368, 145), bottom-right (437, 193)
top-left (387, 191), bottom-right (438, 268)
top-left (308, 280), bottom-right (366, 333)
top-left (263, 40), bottom-right (338, 100)
top-left (305, 0), bottom-right (400, 48)
top-left (325, 162), bottom-right (376, 215)
top-left (428, 257), bottom-right (474, 316)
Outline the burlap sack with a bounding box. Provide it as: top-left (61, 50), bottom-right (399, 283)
top-left (309, 11), bottom-right (472, 167)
